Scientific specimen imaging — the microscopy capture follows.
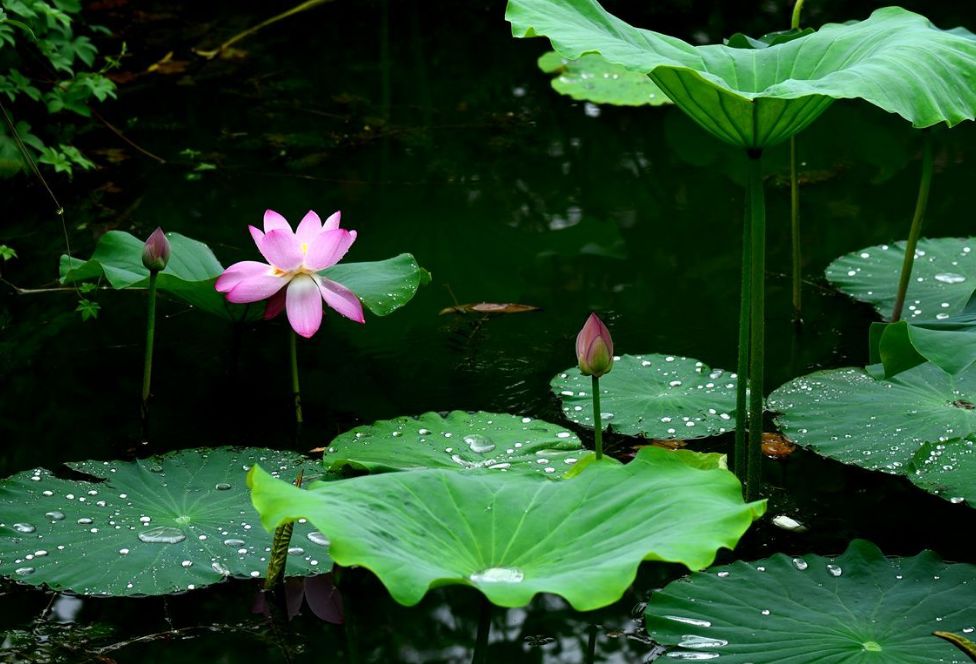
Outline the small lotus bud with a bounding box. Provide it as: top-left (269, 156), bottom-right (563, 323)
top-left (576, 313), bottom-right (614, 377)
top-left (142, 227), bottom-right (170, 272)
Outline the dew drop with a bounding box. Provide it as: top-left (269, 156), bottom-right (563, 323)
top-left (137, 526), bottom-right (186, 544)
top-left (470, 567), bottom-right (524, 583)
top-left (307, 531), bottom-right (330, 547)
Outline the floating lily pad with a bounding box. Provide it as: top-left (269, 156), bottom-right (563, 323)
top-left (826, 238), bottom-right (976, 320)
top-left (0, 448), bottom-right (330, 596)
top-left (645, 539), bottom-right (976, 663)
top-left (250, 446), bottom-right (765, 610)
top-left (551, 354), bottom-right (737, 440)
top-left (769, 362), bottom-right (976, 505)
top-left (322, 411), bottom-right (584, 475)
top-left (60, 232), bottom-right (429, 320)
top-left (907, 438), bottom-right (976, 508)
top-left (537, 51), bottom-right (671, 107)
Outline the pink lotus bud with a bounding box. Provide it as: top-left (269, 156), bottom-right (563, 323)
top-left (576, 313), bottom-right (614, 377)
top-left (142, 227), bottom-right (170, 272)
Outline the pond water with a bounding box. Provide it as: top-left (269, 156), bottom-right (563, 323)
top-left (4, 0), bottom-right (976, 661)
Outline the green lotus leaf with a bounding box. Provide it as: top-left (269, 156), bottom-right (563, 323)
top-left (0, 448), bottom-right (330, 596)
top-left (871, 300), bottom-right (976, 377)
top-left (536, 51), bottom-right (671, 107)
top-left (318, 253), bottom-right (431, 318)
top-left (645, 539), bottom-right (976, 663)
top-left (507, 2), bottom-right (976, 147)
top-left (907, 438), bottom-right (976, 507)
top-left (769, 362), bottom-right (976, 506)
top-left (59, 231), bottom-right (256, 321)
top-left (322, 411), bottom-right (584, 475)
top-left (249, 446), bottom-right (765, 610)
top-left (59, 231), bottom-right (429, 320)
top-left (826, 238), bottom-right (976, 321)
top-left (551, 354), bottom-right (737, 440)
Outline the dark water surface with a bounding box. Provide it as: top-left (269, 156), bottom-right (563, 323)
top-left (4, 0), bottom-right (976, 661)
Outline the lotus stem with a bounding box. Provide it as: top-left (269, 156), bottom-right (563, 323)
top-left (289, 330), bottom-right (303, 425)
top-left (264, 470), bottom-right (304, 592)
top-left (891, 132), bottom-right (934, 322)
top-left (746, 150), bottom-right (766, 501)
top-left (140, 270), bottom-right (159, 438)
top-left (789, 0), bottom-right (804, 324)
top-left (585, 624), bottom-right (598, 664)
top-left (734, 187), bottom-right (751, 481)
top-left (790, 136), bottom-right (802, 324)
top-left (194, 0), bottom-right (334, 59)
top-left (472, 596), bottom-right (492, 664)
top-left (591, 375), bottom-right (604, 460)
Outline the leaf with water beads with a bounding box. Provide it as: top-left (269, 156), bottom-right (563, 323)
top-left (551, 354), bottom-right (737, 440)
top-left (0, 448), bottom-right (331, 596)
top-left (322, 411), bottom-right (584, 475)
top-left (250, 446), bottom-right (765, 610)
top-left (645, 539), bottom-right (976, 663)
top-left (769, 362), bottom-right (976, 506)
top-left (536, 51), bottom-right (671, 107)
top-left (826, 238), bottom-right (976, 321)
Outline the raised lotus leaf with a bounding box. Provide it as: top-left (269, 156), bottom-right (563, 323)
top-left (250, 446), bottom-right (765, 610)
top-left (508, 1), bottom-right (976, 147)
top-left (536, 51), bottom-right (671, 107)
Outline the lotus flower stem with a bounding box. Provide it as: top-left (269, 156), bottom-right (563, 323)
top-left (585, 624), bottom-right (598, 664)
top-left (746, 150), bottom-right (766, 501)
top-left (140, 270), bottom-right (159, 437)
top-left (789, 0), bottom-right (804, 325)
top-left (472, 596), bottom-right (492, 664)
top-left (289, 330), bottom-right (304, 425)
top-left (891, 132), bottom-right (934, 322)
top-left (734, 189), bottom-right (751, 481)
top-left (591, 375), bottom-right (604, 460)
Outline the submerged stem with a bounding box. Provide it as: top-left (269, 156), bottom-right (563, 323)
top-left (591, 375), bottom-right (603, 460)
top-left (734, 185), bottom-right (751, 481)
top-left (289, 330), bottom-right (303, 425)
top-left (141, 270), bottom-right (159, 438)
top-left (585, 624), bottom-right (598, 664)
top-left (472, 596), bottom-right (491, 664)
top-left (746, 151), bottom-right (766, 501)
top-left (891, 133), bottom-right (935, 322)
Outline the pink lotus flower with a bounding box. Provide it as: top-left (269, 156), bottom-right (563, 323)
top-left (216, 210), bottom-right (365, 337)
top-left (576, 313), bottom-right (614, 378)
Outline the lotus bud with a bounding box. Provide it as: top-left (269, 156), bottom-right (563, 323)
top-left (576, 313), bottom-right (614, 377)
top-left (142, 227), bottom-right (170, 272)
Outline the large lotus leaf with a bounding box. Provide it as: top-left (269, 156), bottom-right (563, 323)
top-left (768, 362), bottom-right (976, 504)
top-left (826, 238), bottom-right (976, 321)
top-left (249, 446), bottom-right (765, 610)
top-left (0, 448), bottom-right (330, 596)
top-left (507, 2), bottom-right (976, 147)
top-left (872, 303), bottom-right (976, 377)
top-left (59, 231), bottom-right (256, 320)
top-left (318, 253), bottom-right (431, 317)
top-left (551, 354), bottom-right (737, 440)
top-left (322, 411), bottom-right (584, 475)
top-left (536, 51), bottom-right (671, 107)
top-left (907, 438), bottom-right (976, 507)
top-left (644, 539), bottom-right (976, 663)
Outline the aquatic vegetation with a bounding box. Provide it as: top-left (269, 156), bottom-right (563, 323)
top-left (0, 448), bottom-right (328, 596)
top-left (645, 540), bottom-right (976, 663)
top-left (216, 209), bottom-right (365, 337)
top-left (536, 51), bottom-right (670, 107)
top-left (507, 0), bottom-right (976, 499)
top-left (139, 227), bottom-right (169, 434)
top-left (320, 411), bottom-right (583, 475)
top-left (249, 445), bottom-right (765, 611)
top-left (575, 312), bottom-right (613, 459)
top-left (769, 362), bottom-right (976, 506)
top-left (552, 354), bottom-right (737, 440)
